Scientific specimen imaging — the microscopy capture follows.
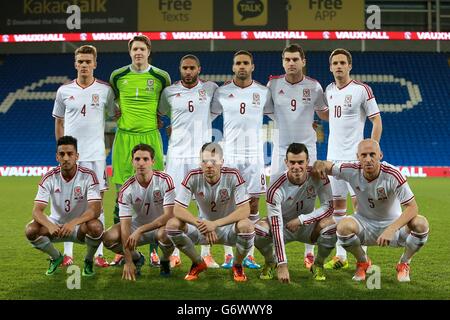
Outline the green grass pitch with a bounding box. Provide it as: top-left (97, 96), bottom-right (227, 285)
top-left (1, 177), bottom-right (449, 300)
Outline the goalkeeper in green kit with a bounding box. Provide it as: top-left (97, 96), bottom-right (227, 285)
top-left (109, 35), bottom-right (171, 266)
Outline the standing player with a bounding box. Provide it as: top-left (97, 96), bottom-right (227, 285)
top-left (211, 50), bottom-right (273, 269)
top-left (109, 35), bottom-right (171, 266)
top-left (164, 143), bottom-right (254, 282)
top-left (102, 144), bottom-right (176, 280)
top-left (312, 139), bottom-right (429, 282)
top-left (25, 136), bottom-right (103, 276)
top-left (53, 45), bottom-right (115, 268)
top-left (267, 43), bottom-right (329, 270)
top-left (158, 54), bottom-right (220, 269)
top-left (255, 143), bottom-right (336, 283)
top-left (324, 48), bottom-right (383, 270)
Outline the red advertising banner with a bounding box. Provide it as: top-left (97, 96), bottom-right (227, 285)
top-left (2, 31), bottom-right (450, 43)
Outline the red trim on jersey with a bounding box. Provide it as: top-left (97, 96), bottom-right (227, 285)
top-left (222, 167), bottom-right (245, 185)
top-left (368, 112), bottom-right (380, 118)
top-left (78, 166), bottom-right (100, 185)
top-left (163, 203), bottom-right (175, 207)
top-left (119, 215), bottom-right (132, 219)
top-left (39, 167), bottom-right (61, 187)
top-left (305, 76), bottom-right (320, 84)
top-left (34, 200), bottom-right (48, 204)
top-left (266, 173), bottom-right (287, 205)
top-left (352, 80), bottom-right (375, 100)
top-left (88, 198), bottom-right (102, 202)
top-left (271, 216), bottom-right (285, 262)
top-left (181, 169), bottom-right (203, 188)
top-left (175, 199), bottom-right (189, 208)
top-left (59, 79), bottom-right (75, 88)
top-left (118, 176), bottom-right (136, 203)
top-left (302, 207), bottom-right (334, 224)
top-left (75, 78), bottom-right (96, 90)
top-left (284, 75), bottom-right (304, 85)
top-left (154, 170), bottom-right (175, 192)
top-left (401, 195), bottom-right (415, 205)
top-left (380, 164), bottom-right (406, 185)
top-left (236, 198), bottom-right (251, 206)
top-left (232, 79), bottom-right (253, 89)
top-left (95, 79), bottom-right (111, 87)
top-left (336, 80), bottom-right (353, 90)
top-left (269, 74), bottom-right (284, 81)
top-left (52, 113), bottom-right (64, 119)
top-left (222, 80), bottom-right (232, 86)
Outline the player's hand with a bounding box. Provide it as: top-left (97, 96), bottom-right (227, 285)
top-left (277, 264), bottom-right (290, 284)
top-left (122, 262), bottom-right (136, 281)
top-left (286, 218), bottom-right (301, 232)
top-left (47, 223), bottom-right (61, 237)
top-left (197, 219), bottom-right (217, 234)
top-left (114, 106), bottom-right (121, 120)
top-left (205, 231), bottom-right (218, 245)
top-left (157, 115), bottom-right (164, 129)
top-left (312, 120), bottom-right (319, 132)
top-left (126, 231), bottom-right (141, 251)
top-left (377, 227), bottom-right (396, 247)
top-left (58, 221), bottom-right (76, 238)
top-left (166, 126), bottom-right (172, 137)
top-left (311, 160), bottom-right (327, 180)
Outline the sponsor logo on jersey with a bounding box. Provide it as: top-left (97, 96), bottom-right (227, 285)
top-left (153, 190), bottom-right (163, 203)
top-left (219, 188), bottom-right (230, 202)
top-left (278, 89), bottom-right (285, 95)
top-left (252, 92), bottom-right (260, 105)
top-left (377, 187), bottom-right (388, 200)
top-left (91, 94), bottom-right (99, 107)
top-left (74, 186), bottom-right (84, 200)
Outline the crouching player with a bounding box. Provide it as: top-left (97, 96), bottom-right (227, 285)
top-left (312, 139), bottom-right (429, 282)
top-left (164, 143), bottom-right (254, 282)
top-left (102, 144), bottom-right (176, 281)
top-left (25, 136), bottom-right (103, 276)
top-left (255, 143), bottom-right (336, 283)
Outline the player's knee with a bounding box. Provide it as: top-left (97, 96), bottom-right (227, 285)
top-left (318, 216), bottom-right (335, 230)
top-left (256, 218), bottom-right (269, 230)
top-left (102, 229), bottom-right (118, 248)
top-left (336, 218), bottom-right (356, 236)
top-left (156, 226), bottom-right (168, 243)
top-left (87, 219), bottom-right (103, 238)
top-left (25, 222), bottom-right (39, 240)
top-left (165, 217), bottom-right (182, 231)
top-left (237, 219), bottom-right (254, 233)
top-left (409, 215), bottom-right (429, 234)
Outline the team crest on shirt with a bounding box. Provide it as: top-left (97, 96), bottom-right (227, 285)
top-left (376, 187), bottom-right (388, 200)
top-left (252, 93), bottom-right (260, 105)
top-left (153, 190), bottom-right (163, 203)
top-left (344, 95), bottom-right (352, 107)
top-left (306, 185), bottom-right (316, 199)
top-left (219, 188), bottom-right (230, 202)
top-left (91, 94), bottom-right (100, 107)
top-left (198, 89), bottom-right (207, 102)
top-left (146, 79), bottom-right (154, 91)
top-left (303, 89), bottom-right (311, 102)
top-left (73, 186), bottom-right (83, 200)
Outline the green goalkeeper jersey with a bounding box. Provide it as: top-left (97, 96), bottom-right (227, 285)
top-left (109, 64), bottom-right (171, 133)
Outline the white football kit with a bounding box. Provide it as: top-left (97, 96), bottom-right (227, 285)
top-left (34, 165), bottom-right (102, 242)
top-left (267, 75), bottom-right (327, 178)
top-left (325, 80), bottom-right (380, 199)
top-left (118, 171), bottom-right (175, 245)
top-left (53, 79), bottom-right (116, 191)
top-left (332, 161), bottom-right (415, 246)
top-left (158, 80), bottom-right (218, 191)
top-left (175, 167), bottom-right (251, 245)
top-left (211, 80), bottom-right (273, 195)
top-left (265, 169), bottom-right (333, 264)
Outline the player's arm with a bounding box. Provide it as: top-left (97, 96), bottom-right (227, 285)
top-left (59, 200), bottom-right (101, 238)
top-left (174, 203), bottom-right (198, 225)
top-left (369, 114), bottom-right (382, 142)
top-left (296, 180), bottom-right (334, 227)
top-left (54, 118), bottom-right (64, 140)
top-left (201, 201), bottom-right (250, 232)
top-left (315, 109), bottom-right (329, 121)
top-left (32, 201), bottom-right (60, 236)
top-left (311, 160), bottom-right (334, 180)
top-left (120, 217), bottom-right (137, 281)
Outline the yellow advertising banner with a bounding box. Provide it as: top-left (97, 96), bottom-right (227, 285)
top-left (288, 0), bottom-right (364, 30)
top-left (233, 0), bottom-right (268, 26)
top-left (138, 0), bottom-right (212, 31)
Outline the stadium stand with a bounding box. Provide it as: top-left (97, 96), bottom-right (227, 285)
top-left (0, 52), bottom-right (449, 166)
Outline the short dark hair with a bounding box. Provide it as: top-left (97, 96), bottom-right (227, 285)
top-left (329, 48), bottom-right (352, 65)
top-left (74, 45), bottom-right (97, 61)
top-left (57, 136), bottom-right (77, 151)
top-left (131, 144), bottom-right (155, 159)
top-left (128, 35), bottom-right (151, 51)
top-left (282, 43), bottom-right (305, 60)
top-left (201, 142), bottom-right (223, 159)
top-left (286, 143), bottom-right (309, 160)
top-left (180, 54), bottom-right (201, 67)
top-left (233, 50), bottom-right (254, 64)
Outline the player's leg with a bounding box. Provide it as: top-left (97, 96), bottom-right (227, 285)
top-left (243, 196), bottom-right (261, 269)
top-left (165, 217), bottom-right (207, 281)
top-left (397, 215), bottom-right (429, 282)
top-left (78, 218), bottom-right (103, 276)
top-left (63, 242), bottom-right (74, 266)
top-left (254, 218), bottom-right (276, 280)
top-left (25, 220), bottom-right (63, 275)
top-left (309, 217), bottom-right (337, 281)
top-left (232, 218), bottom-right (255, 282)
top-left (221, 245), bottom-right (234, 268)
top-left (336, 217), bottom-right (371, 281)
top-left (155, 226), bottom-right (175, 276)
top-left (304, 148), bottom-right (317, 268)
